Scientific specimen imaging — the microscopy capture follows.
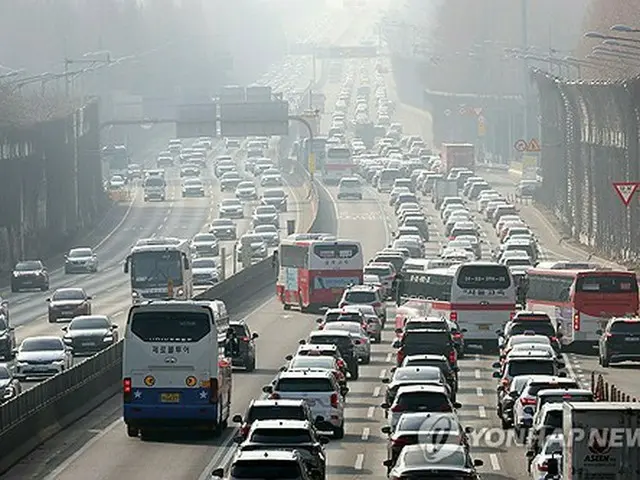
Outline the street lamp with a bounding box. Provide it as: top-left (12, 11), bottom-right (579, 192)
top-left (584, 31), bottom-right (640, 44)
top-left (591, 51), bottom-right (640, 66)
top-left (603, 39), bottom-right (640, 50)
top-left (611, 25), bottom-right (640, 33)
top-left (593, 46), bottom-right (640, 59)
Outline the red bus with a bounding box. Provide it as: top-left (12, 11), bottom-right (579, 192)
top-left (277, 236), bottom-right (364, 312)
top-left (525, 265), bottom-right (639, 348)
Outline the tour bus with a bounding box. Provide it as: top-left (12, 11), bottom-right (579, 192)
top-left (124, 238), bottom-right (193, 303)
top-left (299, 137), bottom-right (327, 168)
top-left (396, 262), bottom-right (517, 350)
top-left (277, 237), bottom-right (364, 311)
top-left (122, 300), bottom-right (233, 438)
top-left (322, 146), bottom-right (353, 184)
top-left (525, 266), bottom-right (639, 348)
top-left (400, 258), bottom-right (461, 274)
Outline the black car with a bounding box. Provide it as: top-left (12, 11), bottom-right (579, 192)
top-left (393, 328), bottom-right (458, 369)
top-left (233, 399), bottom-right (316, 440)
top-left (234, 419), bottom-right (329, 480)
top-left (498, 312), bottom-right (561, 353)
top-left (61, 315), bottom-right (118, 356)
top-left (496, 375), bottom-right (531, 429)
top-left (395, 353), bottom-right (459, 395)
top-left (11, 260), bottom-right (49, 292)
top-left (0, 364), bottom-right (21, 404)
top-left (47, 287), bottom-right (92, 323)
top-left (227, 321), bottom-right (259, 371)
top-left (0, 313), bottom-right (16, 360)
top-left (598, 317), bottom-right (640, 367)
top-left (305, 331), bottom-right (359, 380)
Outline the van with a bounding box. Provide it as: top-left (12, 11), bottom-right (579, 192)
top-left (337, 177), bottom-right (363, 200)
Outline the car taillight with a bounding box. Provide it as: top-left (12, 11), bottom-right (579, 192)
top-left (123, 378), bottom-right (132, 402)
top-left (449, 311), bottom-right (457, 322)
top-left (605, 332), bottom-right (613, 338)
top-left (270, 393), bottom-right (281, 399)
top-left (520, 397), bottom-right (536, 406)
top-left (397, 348), bottom-right (405, 365)
top-left (449, 236), bottom-right (455, 240)
top-left (452, 332), bottom-right (462, 339)
top-left (330, 393), bottom-right (339, 408)
top-left (538, 461), bottom-right (548, 472)
top-left (391, 437), bottom-right (411, 446)
top-left (550, 336), bottom-right (557, 342)
top-left (209, 378), bottom-right (219, 403)
top-left (241, 337), bottom-right (250, 342)
top-left (448, 350), bottom-right (456, 364)
top-left (573, 312), bottom-right (581, 331)
top-left (241, 424), bottom-right (250, 437)
top-left (336, 359), bottom-right (345, 368)
top-left (391, 404), bottom-right (406, 412)
top-left (510, 311), bottom-right (515, 320)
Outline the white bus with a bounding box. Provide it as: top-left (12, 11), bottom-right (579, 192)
top-left (122, 300), bottom-right (233, 437)
top-left (322, 146), bottom-right (353, 184)
top-left (124, 238), bottom-right (193, 303)
top-left (396, 262), bottom-right (516, 350)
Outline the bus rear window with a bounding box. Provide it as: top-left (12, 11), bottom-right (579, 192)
top-left (575, 275), bottom-right (638, 293)
top-left (401, 273), bottom-right (452, 301)
top-left (314, 244), bottom-right (359, 259)
top-left (130, 311), bottom-right (211, 342)
top-left (457, 265), bottom-right (511, 289)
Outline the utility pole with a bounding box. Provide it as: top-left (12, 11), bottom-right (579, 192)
top-left (521, 0), bottom-right (529, 139)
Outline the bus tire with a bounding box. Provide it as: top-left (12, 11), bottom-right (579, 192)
top-left (126, 425), bottom-right (139, 438)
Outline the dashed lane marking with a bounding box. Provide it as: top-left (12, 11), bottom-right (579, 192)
top-left (354, 453), bottom-right (364, 470)
top-left (361, 427), bottom-right (370, 441)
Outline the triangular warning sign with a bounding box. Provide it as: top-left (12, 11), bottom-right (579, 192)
top-left (474, 107), bottom-right (483, 116)
top-left (527, 138), bottom-right (541, 152)
top-left (613, 182), bottom-right (640, 206)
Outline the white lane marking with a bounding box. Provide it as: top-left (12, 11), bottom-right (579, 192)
top-left (379, 369), bottom-right (387, 379)
top-left (42, 418), bottom-right (122, 480)
top-left (354, 453), bottom-right (364, 470)
top-left (474, 369), bottom-right (481, 379)
top-left (478, 405), bottom-right (487, 418)
top-left (367, 406), bottom-right (375, 418)
top-left (361, 427), bottom-right (370, 441)
top-left (373, 386), bottom-right (381, 397)
top-left (476, 387), bottom-right (484, 397)
top-left (94, 190), bottom-right (138, 250)
top-left (386, 352), bottom-right (392, 362)
top-left (562, 353), bottom-right (581, 388)
top-left (475, 354), bottom-right (481, 361)
top-left (489, 453), bottom-right (501, 471)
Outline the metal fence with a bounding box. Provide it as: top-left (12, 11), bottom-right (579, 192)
top-left (0, 100), bottom-right (104, 272)
top-left (534, 70), bottom-right (640, 264)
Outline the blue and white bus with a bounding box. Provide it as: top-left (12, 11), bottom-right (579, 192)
top-left (122, 300), bottom-right (233, 438)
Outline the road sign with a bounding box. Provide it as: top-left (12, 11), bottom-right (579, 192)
top-left (220, 100), bottom-right (289, 136)
top-left (474, 107), bottom-right (483, 116)
top-left (514, 139), bottom-right (528, 152)
top-left (527, 138), bottom-right (541, 152)
top-left (176, 102), bottom-right (217, 139)
top-left (514, 138), bottom-right (541, 152)
top-left (444, 109), bottom-right (451, 116)
top-left (477, 116), bottom-right (486, 137)
top-left (458, 106), bottom-right (467, 116)
top-left (613, 182), bottom-right (639, 207)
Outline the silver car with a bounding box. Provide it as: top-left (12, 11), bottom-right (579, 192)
top-left (191, 233), bottom-right (219, 257)
top-left (323, 321), bottom-right (371, 364)
top-left (191, 257), bottom-right (220, 287)
top-left (64, 247), bottom-right (98, 274)
top-left (252, 224), bottom-right (280, 247)
top-left (14, 336), bottom-right (73, 379)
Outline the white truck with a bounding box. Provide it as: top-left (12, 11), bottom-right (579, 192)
top-left (563, 402), bottom-right (640, 480)
top-left (433, 179), bottom-right (458, 210)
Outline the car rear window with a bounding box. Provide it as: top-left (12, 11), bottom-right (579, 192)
top-left (451, 228), bottom-right (477, 237)
top-left (507, 360), bottom-right (555, 377)
top-left (248, 406), bottom-right (306, 422)
top-left (396, 392), bottom-right (451, 411)
top-left (405, 331), bottom-right (451, 346)
top-left (345, 291), bottom-right (376, 303)
top-left (540, 394), bottom-right (593, 406)
top-left (610, 321), bottom-right (640, 334)
top-left (310, 336), bottom-right (352, 351)
top-left (250, 428), bottom-right (312, 443)
top-left (230, 460), bottom-right (300, 479)
top-left (510, 322), bottom-right (555, 337)
top-left (528, 382), bottom-right (578, 396)
top-left (276, 378), bottom-right (333, 392)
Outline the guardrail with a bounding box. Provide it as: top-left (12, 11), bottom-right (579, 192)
top-left (0, 169), bottom-right (321, 476)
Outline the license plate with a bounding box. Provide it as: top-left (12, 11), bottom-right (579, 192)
top-left (478, 324), bottom-right (490, 331)
top-left (82, 342), bottom-right (95, 346)
top-left (160, 393), bottom-right (180, 403)
top-left (305, 399), bottom-right (316, 406)
top-left (625, 337), bottom-right (640, 342)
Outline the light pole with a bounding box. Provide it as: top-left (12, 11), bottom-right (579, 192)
top-left (584, 31), bottom-right (640, 45)
top-left (611, 25), bottom-right (640, 34)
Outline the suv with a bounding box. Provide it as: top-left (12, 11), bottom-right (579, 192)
top-left (233, 399), bottom-right (316, 440)
top-left (381, 384), bottom-right (461, 430)
top-left (262, 370), bottom-right (347, 438)
top-left (399, 354), bottom-right (459, 395)
top-left (339, 285), bottom-right (385, 320)
top-left (307, 330), bottom-right (359, 380)
top-left (393, 328), bottom-right (458, 369)
top-left (228, 320), bottom-right (259, 372)
top-left (293, 344), bottom-right (349, 381)
top-left (598, 317), bottom-right (640, 367)
top-left (337, 176), bottom-right (363, 200)
top-left (493, 351), bottom-right (566, 392)
top-left (11, 260), bottom-right (49, 292)
top-left (498, 312), bottom-right (560, 352)
top-left (212, 450), bottom-right (312, 480)
top-left (209, 218), bottom-right (237, 240)
top-left (234, 420), bottom-right (329, 479)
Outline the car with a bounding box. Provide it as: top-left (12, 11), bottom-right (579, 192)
top-left (225, 138), bottom-right (241, 149)
top-left (385, 444), bottom-right (483, 479)
top-left (323, 321), bottom-right (371, 364)
top-left (393, 328), bottom-right (458, 369)
top-left (108, 175), bottom-right (126, 189)
top-left (493, 351), bottom-right (566, 394)
top-left (191, 257), bottom-right (220, 287)
top-left (235, 181), bottom-right (258, 201)
top-left (61, 315), bottom-right (118, 356)
top-left (236, 234), bottom-right (268, 263)
top-left (220, 171), bottom-right (242, 191)
top-left (127, 163), bottom-right (142, 179)
top-left (209, 218), bottom-right (237, 240)
top-left (363, 263), bottom-right (396, 296)
top-left (156, 153), bottom-right (173, 167)
top-left (337, 177), bottom-right (363, 200)
top-left (381, 384), bottom-right (461, 431)
top-left (498, 313), bottom-right (560, 352)
top-left (13, 336), bottom-right (73, 380)
top-left (232, 399), bottom-right (316, 440)
top-left (252, 205), bottom-right (279, 228)
top-left (344, 303), bottom-right (383, 341)
top-left (191, 233), bottom-right (219, 257)
top-left (64, 247), bottom-right (99, 274)
top-left (306, 330), bottom-right (359, 380)
top-left (252, 224), bottom-right (280, 247)
top-left (500, 334), bottom-right (553, 357)
top-left (47, 287), bottom-right (92, 323)
top-left (292, 344), bottom-right (349, 382)
top-left (219, 199), bottom-right (244, 219)
top-left (260, 173), bottom-right (283, 187)
top-left (316, 308), bottom-right (366, 331)
top-left (527, 433), bottom-right (564, 479)
top-left (497, 375), bottom-right (532, 429)
top-left (395, 225), bottom-right (424, 242)
top-left (283, 353), bottom-right (347, 387)
top-left (215, 160), bottom-right (236, 178)
top-left (11, 260), bottom-right (49, 292)
top-left (179, 164), bottom-right (201, 178)
top-left (168, 139), bottom-right (181, 153)
top-left (381, 412), bottom-right (472, 472)
top-left (182, 178), bottom-right (205, 197)
top-left (0, 364), bottom-right (21, 404)
top-left (0, 312), bottom-right (15, 361)
top-left (211, 449), bottom-right (312, 480)
top-left (254, 158), bottom-right (274, 175)
top-left (228, 320), bottom-right (259, 371)
top-left (339, 284), bottom-right (385, 320)
top-left (399, 353), bottom-right (459, 396)
top-left (260, 188), bottom-right (288, 212)
top-left (381, 366), bottom-right (450, 405)
top-left (598, 316), bottom-right (640, 367)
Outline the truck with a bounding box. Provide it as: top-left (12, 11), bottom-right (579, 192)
top-left (440, 143), bottom-right (475, 174)
top-left (562, 402), bottom-right (640, 480)
top-left (433, 178), bottom-right (459, 209)
top-left (246, 85), bottom-right (272, 102)
top-left (219, 85), bottom-right (245, 104)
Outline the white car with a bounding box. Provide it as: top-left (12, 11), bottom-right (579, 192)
top-left (235, 181), bottom-right (258, 201)
top-left (252, 224), bottom-right (280, 247)
top-left (323, 321), bottom-right (371, 364)
top-left (14, 336), bottom-right (73, 380)
top-left (337, 177), bottom-right (363, 200)
top-left (108, 175), bottom-right (125, 189)
top-left (219, 199), bottom-right (244, 219)
top-left (513, 376), bottom-right (578, 433)
top-left (528, 433), bottom-right (564, 479)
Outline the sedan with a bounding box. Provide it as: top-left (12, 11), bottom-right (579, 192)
top-left (192, 257), bottom-right (220, 287)
top-left (260, 189), bottom-right (288, 212)
top-left (0, 364), bottom-right (21, 404)
top-left (323, 321), bottom-right (371, 364)
top-left (381, 366), bottom-right (450, 405)
top-left (236, 234), bottom-right (268, 263)
top-left (191, 233), bottom-right (219, 257)
top-left (11, 260), bottom-right (49, 292)
top-left (235, 181), bottom-right (258, 201)
top-left (64, 247), bottom-right (99, 274)
top-left (182, 178), bottom-right (205, 197)
top-left (62, 315), bottom-right (118, 356)
top-left (260, 174), bottom-right (282, 187)
top-left (14, 336), bottom-right (73, 379)
top-left (385, 444), bottom-right (483, 480)
top-left (252, 205), bottom-right (279, 228)
top-left (252, 224), bottom-right (280, 247)
top-left (47, 288), bottom-right (92, 323)
top-left (209, 218), bottom-right (237, 240)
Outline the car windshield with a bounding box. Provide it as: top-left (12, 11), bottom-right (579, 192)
top-left (230, 460), bottom-right (301, 479)
top-left (250, 428), bottom-right (312, 444)
top-left (15, 261), bottom-right (42, 271)
top-left (507, 360), bottom-right (555, 377)
top-left (528, 382), bottom-right (578, 396)
top-left (69, 248), bottom-right (92, 258)
top-left (192, 258), bottom-right (217, 269)
top-left (70, 316), bottom-right (110, 330)
top-left (194, 234), bottom-right (215, 242)
top-left (510, 323), bottom-right (555, 337)
top-left (21, 338), bottom-right (63, 351)
top-left (52, 289), bottom-right (85, 301)
top-left (0, 365), bottom-right (10, 379)
top-left (290, 356), bottom-right (334, 369)
top-left (264, 190), bottom-right (285, 198)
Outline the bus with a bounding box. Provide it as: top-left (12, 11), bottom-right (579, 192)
top-left (124, 238), bottom-right (193, 303)
top-left (299, 137), bottom-right (327, 169)
top-left (396, 262), bottom-right (516, 350)
top-left (122, 300), bottom-right (232, 438)
top-left (322, 146), bottom-right (353, 184)
top-left (524, 266), bottom-right (638, 348)
top-left (277, 237), bottom-right (364, 312)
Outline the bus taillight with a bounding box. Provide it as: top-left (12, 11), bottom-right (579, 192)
top-left (450, 312), bottom-right (458, 322)
top-left (209, 378), bottom-right (219, 403)
top-left (123, 378), bottom-right (132, 403)
top-left (573, 312), bottom-right (581, 332)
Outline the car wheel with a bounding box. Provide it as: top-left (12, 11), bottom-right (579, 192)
top-left (602, 355), bottom-right (610, 368)
top-left (363, 354), bottom-right (371, 365)
top-left (333, 422), bottom-right (345, 439)
top-left (246, 357), bottom-right (256, 372)
top-left (64, 267), bottom-right (70, 274)
top-left (375, 334), bottom-right (382, 343)
top-left (10, 285), bottom-right (18, 293)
